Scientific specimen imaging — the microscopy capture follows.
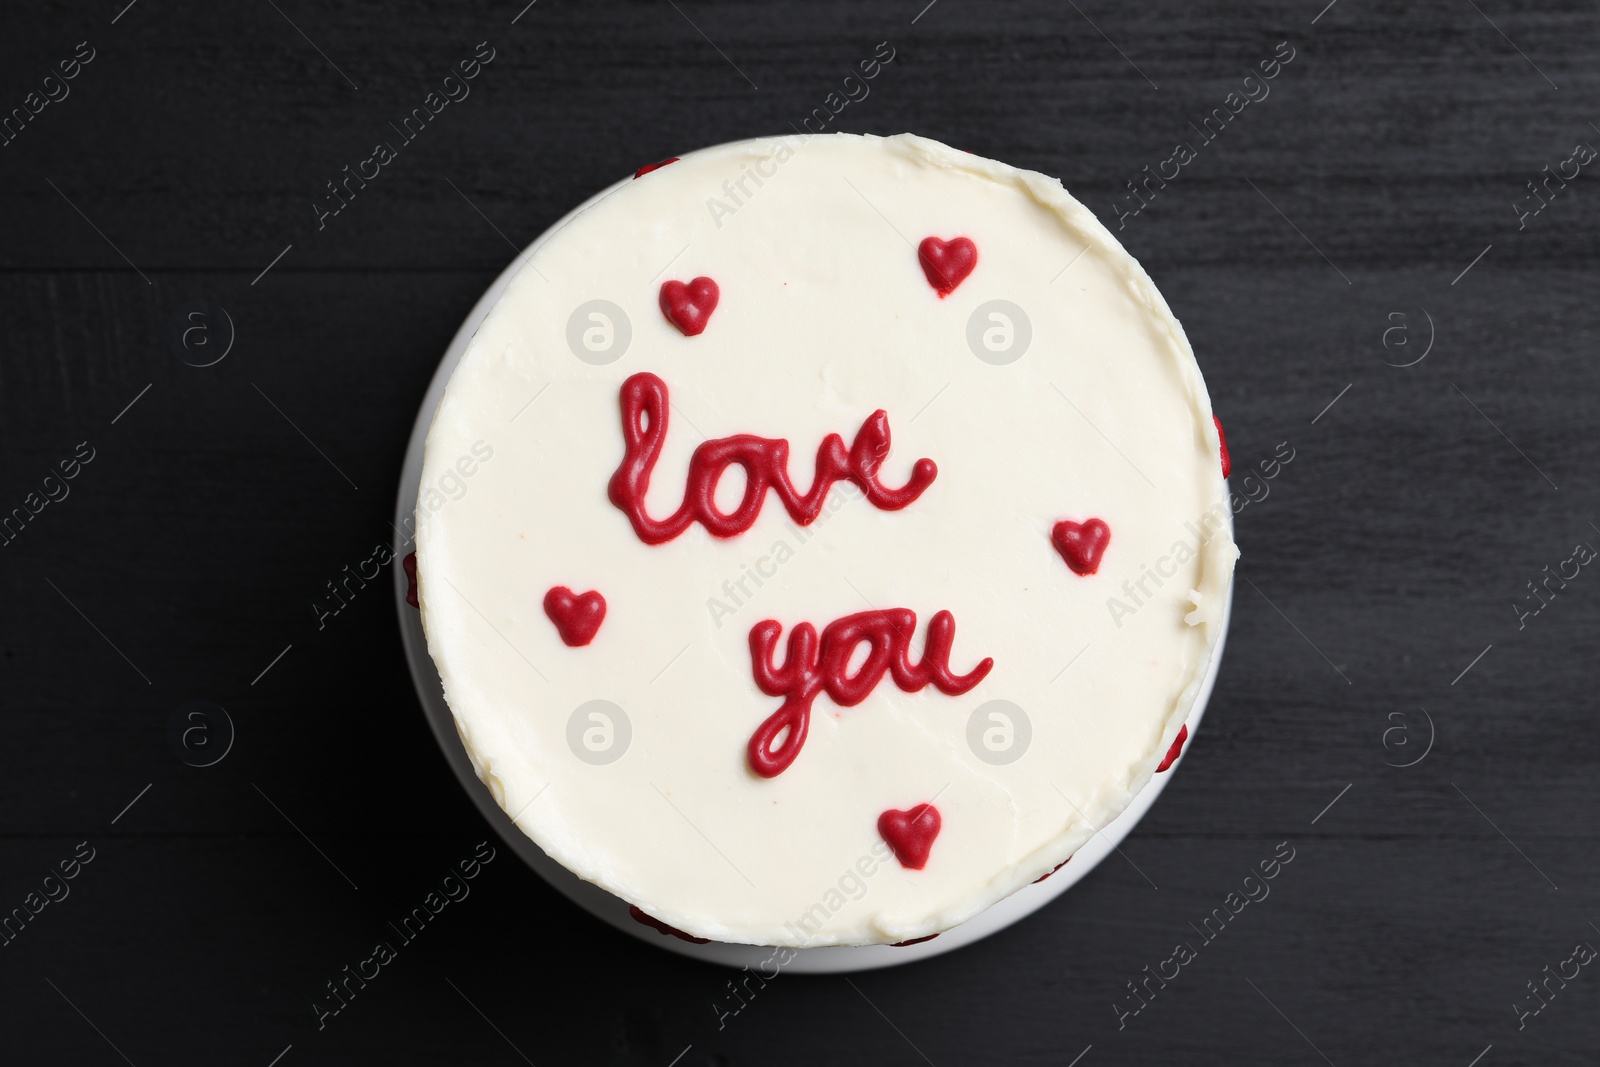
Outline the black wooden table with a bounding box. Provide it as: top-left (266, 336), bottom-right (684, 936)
top-left (2, 1), bottom-right (1596, 1063)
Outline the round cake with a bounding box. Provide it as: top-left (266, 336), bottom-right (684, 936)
top-left (414, 132), bottom-right (1237, 947)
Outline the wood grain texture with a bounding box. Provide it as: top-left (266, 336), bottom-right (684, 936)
top-left (1, 0), bottom-right (1597, 1064)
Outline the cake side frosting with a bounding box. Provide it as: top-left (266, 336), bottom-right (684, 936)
top-left (416, 132), bottom-right (1238, 946)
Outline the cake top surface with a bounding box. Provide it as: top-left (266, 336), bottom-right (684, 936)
top-left (416, 132), bottom-right (1236, 946)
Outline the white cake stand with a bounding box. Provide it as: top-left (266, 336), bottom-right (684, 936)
top-left (392, 157), bottom-right (1232, 973)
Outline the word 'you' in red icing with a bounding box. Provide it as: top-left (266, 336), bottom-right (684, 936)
top-left (629, 905), bottom-right (710, 944)
top-left (746, 609), bottom-right (992, 777)
top-left (542, 586), bottom-right (606, 647)
top-left (1156, 724), bottom-right (1188, 772)
top-left (1051, 518), bottom-right (1111, 576)
top-left (878, 804), bottom-right (942, 870)
top-left (608, 372), bottom-right (937, 545)
top-left (1214, 416), bottom-right (1230, 478)
top-left (917, 236), bottom-right (978, 296)
top-left (633, 157), bottom-right (678, 179)
top-left (659, 276), bottom-right (720, 336)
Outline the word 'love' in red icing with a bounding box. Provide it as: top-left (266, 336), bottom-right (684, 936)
top-left (659, 276), bottom-right (720, 336)
top-left (609, 372), bottom-right (937, 545)
top-left (1214, 416), bottom-right (1231, 478)
top-left (878, 804), bottom-right (942, 869)
top-left (746, 608), bottom-right (992, 778)
top-left (543, 586), bottom-right (606, 646)
top-left (917, 236), bottom-right (978, 297)
top-left (1052, 518), bottom-right (1111, 576)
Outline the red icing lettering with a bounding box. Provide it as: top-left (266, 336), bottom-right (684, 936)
top-left (1214, 416), bottom-right (1230, 477)
top-left (746, 608), bottom-right (992, 777)
top-left (659, 276), bottom-right (719, 336)
top-left (1051, 518), bottom-right (1111, 576)
top-left (878, 804), bottom-right (942, 869)
top-left (608, 373), bottom-right (937, 544)
top-left (1157, 724), bottom-right (1188, 772)
top-left (633, 157), bottom-right (679, 179)
top-left (917, 236), bottom-right (977, 296)
top-left (542, 586), bottom-right (606, 646)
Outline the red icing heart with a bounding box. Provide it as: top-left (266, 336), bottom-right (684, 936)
top-left (917, 236), bottom-right (978, 297)
top-left (542, 586), bottom-right (606, 646)
top-left (1214, 416), bottom-right (1231, 477)
top-left (1051, 518), bottom-right (1111, 576)
top-left (402, 552), bottom-right (419, 608)
top-left (878, 804), bottom-right (941, 870)
top-left (633, 157), bottom-right (678, 179)
top-left (659, 277), bottom-right (720, 336)
top-left (1157, 724), bottom-right (1188, 772)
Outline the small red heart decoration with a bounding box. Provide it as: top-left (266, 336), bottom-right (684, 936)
top-left (878, 803), bottom-right (942, 870)
top-left (1156, 724), bottom-right (1188, 772)
top-left (542, 586), bottom-right (606, 647)
top-left (917, 236), bottom-right (978, 297)
top-left (402, 552), bottom-right (419, 609)
top-left (1051, 518), bottom-right (1111, 576)
top-left (1213, 415), bottom-right (1231, 478)
top-left (659, 276), bottom-right (720, 336)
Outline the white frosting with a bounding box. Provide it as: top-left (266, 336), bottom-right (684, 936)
top-left (416, 133), bottom-right (1237, 946)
